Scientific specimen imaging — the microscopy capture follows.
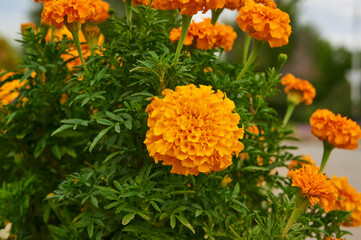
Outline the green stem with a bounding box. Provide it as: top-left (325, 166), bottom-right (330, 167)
top-left (126, 0), bottom-right (133, 26)
top-left (90, 48), bottom-right (95, 57)
top-left (320, 141), bottom-right (334, 172)
top-left (173, 14), bottom-right (192, 64)
top-left (50, 25), bottom-right (54, 44)
top-left (211, 9), bottom-right (223, 25)
top-left (242, 34), bottom-right (251, 65)
top-left (236, 40), bottom-right (262, 81)
top-left (71, 30), bottom-right (88, 73)
top-left (281, 192), bottom-right (309, 239)
top-left (282, 102), bottom-right (296, 127)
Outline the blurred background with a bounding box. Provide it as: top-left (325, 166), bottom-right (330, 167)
top-left (1, 0), bottom-right (360, 239)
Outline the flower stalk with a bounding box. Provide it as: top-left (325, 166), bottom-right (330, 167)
top-left (172, 14), bottom-right (192, 64)
top-left (211, 9), bottom-right (223, 25)
top-left (236, 40), bottom-right (262, 81)
top-left (66, 21), bottom-right (88, 73)
top-left (281, 191), bottom-right (309, 239)
top-left (320, 141), bottom-right (334, 172)
top-left (242, 34), bottom-right (251, 64)
top-left (126, 0), bottom-right (133, 25)
top-left (282, 102), bottom-right (296, 127)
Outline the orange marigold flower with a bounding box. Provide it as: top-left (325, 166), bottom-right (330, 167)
top-left (214, 22), bottom-right (237, 52)
top-left (309, 109), bottom-right (361, 150)
top-left (41, 0), bottom-right (97, 28)
top-left (45, 26), bottom-right (87, 42)
top-left (236, 0), bottom-right (291, 48)
top-left (281, 73), bottom-right (316, 105)
top-left (0, 71), bottom-right (27, 105)
top-left (325, 237), bottom-right (344, 240)
top-left (153, 0), bottom-right (224, 15)
top-left (90, 0), bottom-right (110, 23)
top-left (287, 165), bottom-right (338, 213)
top-left (21, 23), bottom-right (36, 33)
top-left (224, 0), bottom-right (276, 10)
top-left (288, 155), bottom-right (315, 170)
top-left (170, 19), bottom-right (236, 52)
top-left (331, 176), bottom-right (361, 227)
top-left (144, 84), bottom-right (245, 175)
top-left (246, 124), bottom-right (265, 140)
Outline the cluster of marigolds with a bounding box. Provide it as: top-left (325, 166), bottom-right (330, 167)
top-left (0, 0), bottom-right (361, 239)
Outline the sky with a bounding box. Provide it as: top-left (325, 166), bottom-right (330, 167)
top-left (0, 0), bottom-right (360, 50)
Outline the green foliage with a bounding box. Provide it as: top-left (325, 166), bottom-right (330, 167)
top-left (0, 3), bottom-right (353, 240)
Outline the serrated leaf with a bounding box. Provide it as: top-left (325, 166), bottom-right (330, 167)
top-left (89, 126), bottom-right (112, 152)
top-left (104, 201), bottom-right (121, 209)
top-left (90, 196), bottom-right (98, 208)
top-left (175, 216), bottom-right (195, 234)
top-left (34, 138), bottom-right (46, 159)
top-left (51, 144), bottom-right (61, 159)
top-left (124, 120), bottom-right (132, 130)
top-left (51, 124), bottom-right (73, 136)
top-left (241, 166), bottom-right (269, 172)
top-left (87, 222), bottom-right (94, 238)
top-left (66, 147), bottom-right (77, 158)
top-left (106, 111), bottom-right (124, 122)
top-left (170, 215), bottom-right (176, 228)
top-left (122, 213), bottom-right (135, 225)
top-left (104, 151), bottom-right (121, 163)
top-left (114, 122), bottom-right (121, 133)
top-left (113, 180), bottom-right (123, 192)
top-left (150, 201), bottom-right (161, 212)
top-left (96, 119), bottom-right (114, 126)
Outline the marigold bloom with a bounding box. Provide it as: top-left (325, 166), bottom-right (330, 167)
top-left (288, 155), bottom-right (315, 170)
top-left (246, 124), bottom-right (264, 140)
top-left (0, 71), bottom-right (27, 105)
top-left (144, 84), bottom-right (244, 175)
top-left (224, 0), bottom-right (276, 10)
top-left (45, 26), bottom-right (87, 42)
top-left (91, 0), bottom-right (110, 23)
top-left (21, 23), bottom-right (36, 33)
top-left (309, 109), bottom-right (361, 150)
top-left (281, 73), bottom-right (316, 105)
top-left (170, 19), bottom-right (236, 52)
top-left (331, 176), bottom-right (361, 227)
top-left (325, 237), bottom-right (344, 240)
top-left (287, 165), bottom-right (338, 213)
top-left (41, 0), bottom-right (97, 28)
top-left (153, 0), bottom-right (224, 15)
top-left (214, 22), bottom-right (237, 52)
top-left (236, 0), bottom-right (291, 47)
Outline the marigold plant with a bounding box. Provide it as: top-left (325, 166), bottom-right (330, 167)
top-left (144, 84), bottom-right (244, 175)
